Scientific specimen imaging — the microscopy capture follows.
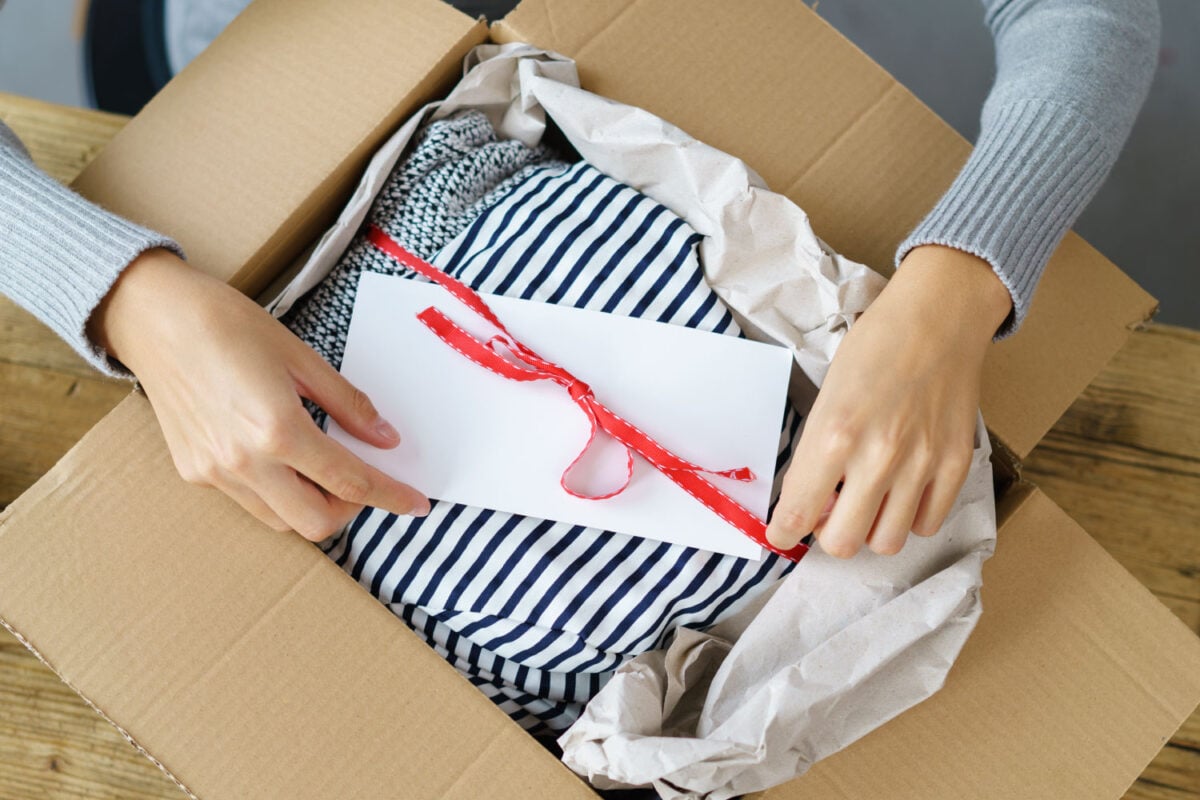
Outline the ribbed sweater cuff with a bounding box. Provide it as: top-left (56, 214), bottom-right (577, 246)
top-left (895, 98), bottom-right (1111, 339)
top-left (1, 139), bottom-right (183, 379)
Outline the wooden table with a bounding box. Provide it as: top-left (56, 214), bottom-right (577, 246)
top-left (0, 91), bottom-right (1196, 800)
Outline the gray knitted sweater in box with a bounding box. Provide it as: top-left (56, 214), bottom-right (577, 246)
top-left (0, 0), bottom-right (1160, 379)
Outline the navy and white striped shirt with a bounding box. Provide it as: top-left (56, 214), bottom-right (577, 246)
top-left (321, 160), bottom-right (803, 740)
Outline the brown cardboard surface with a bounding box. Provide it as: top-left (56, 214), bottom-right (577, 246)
top-left (0, 394), bottom-right (596, 799)
top-left (0, 0), bottom-right (1196, 798)
top-left (752, 485), bottom-right (1200, 799)
top-left (5, 409), bottom-right (1198, 799)
top-left (71, 0), bottom-right (488, 299)
top-left (494, 0), bottom-right (1158, 461)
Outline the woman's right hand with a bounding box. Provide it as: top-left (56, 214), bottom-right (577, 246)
top-left (88, 247), bottom-right (430, 541)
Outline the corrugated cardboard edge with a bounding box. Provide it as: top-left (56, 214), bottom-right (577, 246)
top-left (0, 616), bottom-right (199, 800)
top-left (0, 0), bottom-right (1193, 797)
top-left (70, 0), bottom-right (490, 298)
top-left (494, 2), bottom-right (1199, 797)
top-left (0, 389), bottom-right (199, 798)
top-left (0, 0), bottom-right (592, 796)
top-left (0, 393), bottom-right (602, 799)
top-left (751, 483), bottom-right (1200, 799)
top-left (0, 395), bottom-right (192, 800)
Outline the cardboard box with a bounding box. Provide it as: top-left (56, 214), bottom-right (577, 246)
top-left (1, 0), bottom-right (1198, 797)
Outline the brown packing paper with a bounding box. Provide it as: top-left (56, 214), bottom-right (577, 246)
top-left (561, 423), bottom-right (995, 799)
top-left (761, 486), bottom-right (1200, 800)
top-left (493, 0), bottom-right (1158, 462)
top-left (270, 44), bottom-right (997, 797)
top-left (268, 45), bottom-right (888, 388)
top-left (0, 0), bottom-right (1196, 798)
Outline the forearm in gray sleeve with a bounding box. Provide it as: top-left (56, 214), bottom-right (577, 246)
top-left (0, 120), bottom-right (182, 378)
top-left (896, 0), bottom-right (1161, 336)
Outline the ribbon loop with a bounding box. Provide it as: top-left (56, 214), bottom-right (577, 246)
top-left (366, 224), bottom-right (808, 562)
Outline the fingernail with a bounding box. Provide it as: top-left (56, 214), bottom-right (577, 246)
top-left (374, 418), bottom-right (401, 443)
top-left (412, 496), bottom-right (432, 517)
top-left (764, 526), bottom-right (784, 549)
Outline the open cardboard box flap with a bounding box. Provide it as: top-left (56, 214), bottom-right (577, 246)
top-left (494, 0), bottom-right (1160, 463)
top-left (0, 0), bottom-right (1195, 798)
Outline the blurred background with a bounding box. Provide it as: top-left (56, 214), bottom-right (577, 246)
top-left (0, 0), bottom-right (1195, 325)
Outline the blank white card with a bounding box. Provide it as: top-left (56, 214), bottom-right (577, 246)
top-left (328, 270), bottom-right (794, 560)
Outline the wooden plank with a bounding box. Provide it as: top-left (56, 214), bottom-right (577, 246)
top-left (1135, 711), bottom-right (1200, 799)
top-left (0, 633), bottom-right (179, 800)
top-left (1038, 326), bottom-right (1200, 464)
top-left (1, 95), bottom-right (1198, 800)
top-left (0, 360), bottom-right (131, 507)
top-left (0, 93), bottom-right (134, 507)
top-left (1024, 325), bottom-right (1200, 633)
top-left (0, 294), bottom-right (125, 382)
top-left (1, 91), bottom-right (165, 797)
top-left (0, 91), bottom-right (127, 184)
top-left (1025, 324), bottom-right (1200, 800)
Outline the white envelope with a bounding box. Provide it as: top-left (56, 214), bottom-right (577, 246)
top-left (328, 270), bottom-right (795, 560)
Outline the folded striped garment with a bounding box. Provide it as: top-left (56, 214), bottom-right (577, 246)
top-left (283, 110), bottom-right (803, 742)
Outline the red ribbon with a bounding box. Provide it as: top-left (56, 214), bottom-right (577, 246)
top-left (367, 224), bottom-right (808, 562)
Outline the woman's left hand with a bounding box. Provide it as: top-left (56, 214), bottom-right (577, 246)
top-left (766, 244), bottom-right (1012, 558)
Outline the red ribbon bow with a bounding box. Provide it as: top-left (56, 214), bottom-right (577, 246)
top-left (367, 224), bottom-right (807, 562)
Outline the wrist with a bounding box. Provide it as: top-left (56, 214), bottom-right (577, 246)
top-left (87, 247), bottom-right (190, 371)
top-left (892, 245), bottom-right (1013, 343)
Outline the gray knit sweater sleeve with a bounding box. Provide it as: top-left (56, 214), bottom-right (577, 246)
top-left (0, 0), bottom-right (1161, 380)
top-left (897, 0), bottom-right (1160, 336)
top-left (0, 121), bottom-right (181, 379)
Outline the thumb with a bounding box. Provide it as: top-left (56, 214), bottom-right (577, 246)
top-left (290, 345), bottom-right (401, 448)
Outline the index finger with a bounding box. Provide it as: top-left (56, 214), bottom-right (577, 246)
top-left (283, 410), bottom-right (430, 517)
top-left (766, 455), bottom-right (844, 550)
